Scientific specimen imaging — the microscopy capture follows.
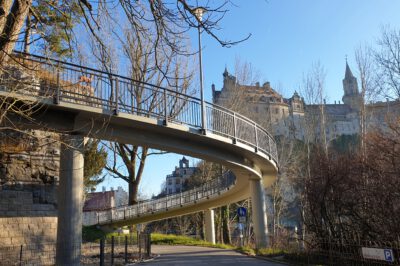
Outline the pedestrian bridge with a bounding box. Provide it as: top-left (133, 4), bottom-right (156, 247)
top-left (0, 52), bottom-right (278, 262)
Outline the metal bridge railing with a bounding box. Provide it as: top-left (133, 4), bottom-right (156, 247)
top-left (1, 52), bottom-right (278, 162)
top-left (83, 173), bottom-right (236, 226)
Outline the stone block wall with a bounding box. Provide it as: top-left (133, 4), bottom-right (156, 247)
top-left (0, 190), bottom-right (57, 265)
top-left (0, 130), bottom-right (60, 265)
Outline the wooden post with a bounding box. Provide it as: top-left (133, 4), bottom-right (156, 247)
top-left (19, 245), bottom-right (23, 266)
top-left (111, 236), bottom-right (115, 265)
top-left (125, 235), bottom-right (128, 263)
top-left (100, 238), bottom-right (105, 266)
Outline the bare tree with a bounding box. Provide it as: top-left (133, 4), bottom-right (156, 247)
top-left (354, 45), bottom-right (376, 171)
top-left (374, 26), bottom-right (400, 100)
top-left (301, 62), bottom-right (328, 155)
top-left (104, 29), bottom-right (194, 205)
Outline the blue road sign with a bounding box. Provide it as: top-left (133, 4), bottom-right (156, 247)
top-left (384, 249), bottom-right (394, 262)
top-left (237, 207), bottom-right (247, 217)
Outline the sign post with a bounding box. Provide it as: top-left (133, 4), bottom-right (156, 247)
top-left (362, 247), bottom-right (395, 262)
top-left (237, 207), bottom-right (247, 247)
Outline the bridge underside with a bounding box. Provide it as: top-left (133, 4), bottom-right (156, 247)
top-left (1, 89), bottom-right (277, 264)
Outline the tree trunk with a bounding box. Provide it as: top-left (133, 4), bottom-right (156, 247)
top-left (199, 212), bottom-right (205, 240)
top-left (0, 0), bottom-right (32, 62)
top-left (0, 1), bottom-right (13, 34)
top-left (129, 180), bottom-right (138, 205)
top-left (221, 205), bottom-right (231, 244)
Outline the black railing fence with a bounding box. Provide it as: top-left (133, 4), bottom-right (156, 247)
top-left (0, 233), bottom-right (151, 265)
top-left (273, 233), bottom-right (400, 266)
top-left (0, 52), bottom-right (278, 162)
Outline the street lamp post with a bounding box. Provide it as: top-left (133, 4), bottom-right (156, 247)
top-left (193, 7), bottom-right (207, 134)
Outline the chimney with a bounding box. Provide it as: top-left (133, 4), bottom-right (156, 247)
top-left (256, 82), bottom-right (260, 87)
top-left (102, 186), bottom-right (106, 192)
top-left (211, 84), bottom-right (215, 94)
top-left (334, 100), bottom-right (336, 104)
top-left (323, 99), bottom-right (326, 104)
top-left (110, 187), bottom-right (114, 192)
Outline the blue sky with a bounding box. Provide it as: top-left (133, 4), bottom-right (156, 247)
top-left (101, 0), bottom-right (400, 197)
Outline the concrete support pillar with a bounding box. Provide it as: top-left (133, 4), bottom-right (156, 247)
top-left (250, 178), bottom-right (269, 248)
top-left (204, 209), bottom-right (215, 244)
top-left (56, 135), bottom-right (84, 266)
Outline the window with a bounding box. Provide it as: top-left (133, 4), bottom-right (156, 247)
top-left (168, 179), bottom-right (172, 185)
top-left (176, 179), bottom-right (181, 185)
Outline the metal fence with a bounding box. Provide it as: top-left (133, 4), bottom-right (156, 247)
top-left (84, 173), bottom-right (236, 226)
top-left (276, 234), bottom-right (400, 266)
top-left (0, 234), bottom-right (151, 265)
top-left (0, 52), bottom-right (278, 162)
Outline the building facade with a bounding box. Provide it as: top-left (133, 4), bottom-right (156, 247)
top-left (83, 186), bottom-right (128, 212)
top-left (212, 63), bottom-right (400, 142)
top-left (165, 157), bottom-right (197, 194)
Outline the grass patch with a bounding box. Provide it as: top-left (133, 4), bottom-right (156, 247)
top-left (151, 233), bottom-right (264, 256)
top-left (151, 233), bottom-right (234, 250)
top-left (257, 247), bottom-right (286, 257)
top-left (236, 245), bottom-right (256, 256)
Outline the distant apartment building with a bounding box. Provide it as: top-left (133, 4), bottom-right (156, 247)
top-left (165, 157), bottom-right (198, 194)
top-left (212, 63), bottom-right (400, 142)
top-left (83, 186), bottom-right (129, 226)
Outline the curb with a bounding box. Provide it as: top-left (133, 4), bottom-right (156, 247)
top-left (127, 254), bottom-right (160, 265)
top-left (234, 250), bottom-right (291, 265)
top-left (254, 255), bottom-right (293, 265)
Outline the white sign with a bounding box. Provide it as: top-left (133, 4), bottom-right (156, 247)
top-left (239, 216), bottom-right (246, 223)
top-left (136, 223), bottom-right (142, 232)
top-left (361, 247), bottom-right (394, 262)
top-left (237, 223), bottom-right (243, 230)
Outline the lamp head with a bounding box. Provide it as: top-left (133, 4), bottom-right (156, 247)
top-left (193, 7), bottom-right (206, 21)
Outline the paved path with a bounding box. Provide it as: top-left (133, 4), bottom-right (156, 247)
top-left (141, 245), bottom-right (284, 265)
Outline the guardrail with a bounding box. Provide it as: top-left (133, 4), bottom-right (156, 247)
top-left (1, 52), bottom-right (278, 162)
top-left (84, 173), bottom-right (236, 225)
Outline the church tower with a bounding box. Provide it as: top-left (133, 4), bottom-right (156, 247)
top-left (342, 62), bottom-right (362, 110)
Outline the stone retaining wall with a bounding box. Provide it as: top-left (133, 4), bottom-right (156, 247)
top-left (0, 130), bottom-right (59, 264)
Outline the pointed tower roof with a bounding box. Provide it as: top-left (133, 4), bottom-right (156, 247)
top-left (223, 66), bottom-right (229, 77)
top-left (345, 61), bottom-right (354, 80)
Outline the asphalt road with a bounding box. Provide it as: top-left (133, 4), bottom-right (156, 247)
top-left (140, 245), bottom-right (285, 265)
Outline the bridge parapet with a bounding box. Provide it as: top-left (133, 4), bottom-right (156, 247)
top-left (0, 52), bottom-right (278, 163)
top-left (84, 172), bottom-right (236, 226)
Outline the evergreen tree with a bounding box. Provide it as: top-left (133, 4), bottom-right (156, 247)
top-left (83, 139), bottom-right (107, 193)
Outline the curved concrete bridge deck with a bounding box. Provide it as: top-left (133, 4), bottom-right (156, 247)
top-left (0, 52), bottom-right (278, 263)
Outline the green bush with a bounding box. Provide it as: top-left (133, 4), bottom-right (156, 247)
top-left (82, 226), bottom-right (106, 242)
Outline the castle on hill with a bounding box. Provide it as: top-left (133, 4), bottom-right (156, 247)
top-left (212, 63), bottom-right (400, 142)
